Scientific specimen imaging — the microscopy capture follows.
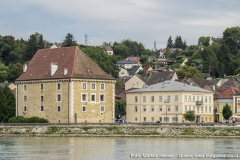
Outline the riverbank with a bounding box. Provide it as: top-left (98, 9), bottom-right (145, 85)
top-left (1, 125), bottom-right (240, 138)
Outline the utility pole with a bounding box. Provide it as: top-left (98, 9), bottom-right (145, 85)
top-left (84, 34), bottom-right (88, 46)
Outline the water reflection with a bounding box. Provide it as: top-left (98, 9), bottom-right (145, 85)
top-left (0, 137), bottom-right (239, 160)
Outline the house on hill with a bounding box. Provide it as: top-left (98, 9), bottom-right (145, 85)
top-left (15, 46), bottom-right (116, 123)
top-left (125, 71), bottom-right (178, 90)
top-left (102, 45), bottom-right (113, 55)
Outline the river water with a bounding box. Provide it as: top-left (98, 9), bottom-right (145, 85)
top-left (0, 137), bottom-right (239, 160)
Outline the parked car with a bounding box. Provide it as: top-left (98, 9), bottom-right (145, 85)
top-left (116, 119), bottom-right (127, 123)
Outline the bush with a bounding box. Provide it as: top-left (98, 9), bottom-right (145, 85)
top-left (8, 116), bottom-right (48, 123)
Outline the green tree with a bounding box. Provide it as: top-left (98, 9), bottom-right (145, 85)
top-left (7, 62), bottom-right (23, 82)
top-left (62, 33), bottom-right (77, 47)
top-left (223, 26), bottom-right (240, 55)
top-left (167, 36), bottom-right (174, 48)
top-left (115, 81), bottom-right (122, 89)
top-left (174, 35), bottom-right (183, 49)
top-left (198, 36), bottom-right (210, 47)
top-left (222, 103), bottom-right (232, 122)
top-left (176, 65), bottom-right (202, 79)
top-left (24, 32), bottom-right (45, 61)
top-left (183, 110), bottom-right (195, 123)
top-left (81, 46), bottom-right (120, 78)
top-left (0, 85), bottom-right (15, 122)
top-left (115, 99), bottom-right (126, 119)
top-left (0, 62), bottom-right (8, 82)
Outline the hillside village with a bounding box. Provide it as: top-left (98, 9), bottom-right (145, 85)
top-left (1, 26), bottom-right (240, 124)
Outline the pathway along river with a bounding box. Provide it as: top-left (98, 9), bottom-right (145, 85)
top-left (0, 137), bottom-right (239, 160)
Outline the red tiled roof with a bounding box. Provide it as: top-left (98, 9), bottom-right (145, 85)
top-left (16, 46), bottom-right (114, 81)
top-left (125, 56), bottom-right (141, 63)
top-left (215, 86), bottom-right (240, 99)
top-left (102, 45), bottom-right (113, 51)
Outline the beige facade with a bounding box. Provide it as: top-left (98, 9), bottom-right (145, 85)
top-left (15, 46), bottom-right (116, 123)
top-left (126, 81), bottom-right (214, 123)
top-left (125, 75), bottom-right (145, 90)
top-left (16, 79), bottom-right (115, 123)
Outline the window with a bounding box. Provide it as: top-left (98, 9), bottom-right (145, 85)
top-left (167, 106), bottom-right (170, 112)
top-left (82, 106), bottom-right (86, 112)
top-left (23, 85), bottom-right (27, 91)
top-left (40, 83), bottom-right (44, 90)
top-left (193, 106), bottom-right (195, 111)
top-left (101, 106), bottom-right (105, 112)
top-left (159, 106), bottom-right (162, 112)
top-left (24, 95), bottom-right (27, 102)
top-left (91, 94), bottom-right (96, 102)
top-left (100, 83), bottom-right (105, 90)
top-left (41, 96), bottom-right (44, 102)
top-left (24, 106), bottom-right (27, 112)
top-left (135, 106), bottom-right (138, 112)
top-left (57, 94), bottom-right (61, 102)
top-left (201, 107), bottom-right (204, 113)
top-left (143, 106), bottom-right (146, 112)
top-left (159, 117), bottom-right (162, 122)
top-left (205, 117), bottom-right (207, 122)
top-left (185, 105), bottom-right (187, 111)
top-left (197, 96), bottom-right (199, 101)
top-left (209, 107), bottom-right (211, 113)
top-left (135, 117), bottom-right (137, 121)
top-left (205, 96), bottom-right (207, 103)
top-left (189, 106), bottom-right (191, 111)
top-left (201, 96), bottom-right (203, 101)
top-left (209, 96), bottom-right (211, 103)
top-left (238, 98), bottom-right (240, 103)
top-left (135, 96), bottom-right (138, 102)
top-left (205, 106), bottom-right (207, 113)
top-left (175, 106), bottom-right (178, 112)
top-left (151, 117), bottom-right (154, 122)
top-left (100, 94), bottom-right (105, 102)
top-left (172, 117), bottom-right (178, 122)
top-left (197, 107), bottom-right (199, 113)
top-left (164, 117), bottom-right (169, 122)
top-left (167, 95), bottom-right (170, 102)
top-left (193, 96), bottom-right (195, 102)
top-left (56, 83), bottom-right (60, 90)
top-left (82, 83), bottom-right (87, 89)
top-left (82, 94), bottom-right (87, 102)
top-left (159, 96), bottom-right (162, 102)
top-left (143, 96), bottom-right (146, 102)
top-left (151, 106), bottom-right (154, 112)
top-left (143, 117), bottom-right (146, 122)
top-left (91, 83), bottom-right (96, 90)
top-left (184, 95), bottom-right (187, 102)
top-left (151, 96), bottom-right (154, 102)
top-left (57, 106), bottom-right (60, 112)
top-left (40, 105), bottom-right (44, 111)
top-left (188, 96), bottom-right (191, 102)
top-left (175, 95), bottom-right (178, 102)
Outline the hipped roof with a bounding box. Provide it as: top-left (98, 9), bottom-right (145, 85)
top-left (16, 46), bottom-right (114, 81)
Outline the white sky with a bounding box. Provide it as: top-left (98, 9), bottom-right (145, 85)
top-left (0, 0), bottom-right (239, 49)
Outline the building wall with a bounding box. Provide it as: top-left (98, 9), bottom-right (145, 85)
top-left (233, 96), bottom-right (240, 115)
top-left (118, 68), bottom-right (129, 77)
top-left (214, 99), bottom-right (233, 122)
top-left (125, 75), bottom-right (145, 90)
top-left (16, 79), bottom-right (115, 123)
top-left (126, 91), bottom-right (214, 123)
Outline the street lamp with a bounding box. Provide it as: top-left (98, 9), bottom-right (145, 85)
top-left (164, 99), bottom-right (169, 123)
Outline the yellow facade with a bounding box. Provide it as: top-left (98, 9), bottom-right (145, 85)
top-left (16, 79), bottom-right (115, 123)
top-left (126, 91), bottom-right (214, 123)
top-left (214, 99), bottom-right (233, 122)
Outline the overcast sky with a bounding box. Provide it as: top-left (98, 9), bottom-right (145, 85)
top-left (1, 0), bottom-right (239, 49)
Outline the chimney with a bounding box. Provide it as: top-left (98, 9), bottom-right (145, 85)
top-left (213, 85), bottom-right (215, 91)
top-left (64, 68), bottom-right (68, 76)
top-left (51, 62), bottom-right (58, 76)
top-left (23, 64), bottom-right (27, 73)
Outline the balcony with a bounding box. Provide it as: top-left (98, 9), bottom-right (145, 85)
top-left (196, 101), bottom-right (203, 105)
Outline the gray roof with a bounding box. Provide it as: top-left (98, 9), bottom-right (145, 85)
top-left (140, 71), bottom-right (175, 85)
top-left (116, 60), bottom-right (136, 64)
top-left (128, 81), bottom-right (213, 93)
top-left (128, 66), bottom-right (140, 74)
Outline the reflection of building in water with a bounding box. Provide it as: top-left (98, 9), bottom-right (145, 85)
top-left (15, 46), bottom-right (116, 123)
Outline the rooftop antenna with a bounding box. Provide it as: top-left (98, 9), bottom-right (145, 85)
top-left (84, 34), bottom-right (88, 46)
